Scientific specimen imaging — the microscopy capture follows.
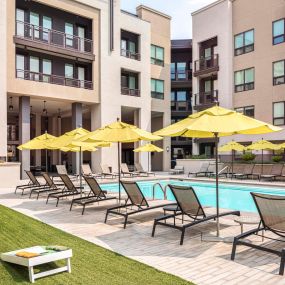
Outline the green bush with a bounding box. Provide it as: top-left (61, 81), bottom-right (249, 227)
top-left (242, 152), bottom-right (256, 162)
top-left (190, 154), bottom-right (208, 159)
top-left (272, 155), bottom-right (282, 163)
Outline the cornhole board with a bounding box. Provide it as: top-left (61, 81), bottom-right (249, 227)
top-left (1, 246), bottom-right (72, 283)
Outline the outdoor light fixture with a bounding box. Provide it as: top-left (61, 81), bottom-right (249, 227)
top-left (42, 101), bottom-right (47, 113)
top-left (166, 146), bottom-right (170, 152)
top-left (9, 97), bottom-right (13, 111)
top-left (57, 108), bottom-right (61, 119)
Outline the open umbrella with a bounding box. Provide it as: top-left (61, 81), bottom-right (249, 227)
top-left (218, 141), bottom-right (245, 178)
top-left (18, 132), bottom-right (57, 171)
top-left (78, 119), bottom-right (162, 201)
top-left (133, 143), bottom-right (163, 172)
top-left (246, 139), bottom-right (281, 174)
top-left (155, 106), bottom-right (281, 238)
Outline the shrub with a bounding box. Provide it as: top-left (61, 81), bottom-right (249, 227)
top-left (272, 155), bottom-right (282, 163)
top-left (190, 154), bottom-right (208, 159)
top-left (242, 152), bottom-right (256, 162)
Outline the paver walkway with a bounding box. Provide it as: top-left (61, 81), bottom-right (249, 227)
top-left (1, 186), bottom-right (285, 285)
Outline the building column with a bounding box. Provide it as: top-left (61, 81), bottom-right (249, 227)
top-left (162, 113), bottom-right (171, 171)
top-left (35, 114), bottom-right (41, 167)
top-left (51, 116), bottom-right (59, 167)
top-left (133, 109), bottom-right (140, 166)
top-left (19, 96), bottom-right (30, 179)
top-left (72, 102), bottom-right (82, 174)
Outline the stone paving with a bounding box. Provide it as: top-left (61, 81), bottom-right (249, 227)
top-left (1, 183), bottom-right (285, 285)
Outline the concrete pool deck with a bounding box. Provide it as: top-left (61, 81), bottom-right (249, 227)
top-left (1, 183), bottom-right (285, 285)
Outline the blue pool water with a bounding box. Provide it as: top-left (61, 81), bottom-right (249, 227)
top-left (100, 180), bottom-right (285, 213)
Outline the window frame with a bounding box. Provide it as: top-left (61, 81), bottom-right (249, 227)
top-left (234, 105), bottom-right (255, 118)
top-left (234, 67), bottom-right (255, 93)
top-left (234, 29), bottom-right (254, 56)
top-left (151, 78), bottom-right (164, 99)
top-left (273, 101), bottom-right (285, 126)
top-left (273, 18), bottom-right (285, 45)
top-left (151, 44), bottom-right (164, 67)
top-left (273, 59), bottom-right (285, 85)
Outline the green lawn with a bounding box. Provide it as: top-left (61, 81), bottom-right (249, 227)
top-left (0, 205), bottom-right (193, 285)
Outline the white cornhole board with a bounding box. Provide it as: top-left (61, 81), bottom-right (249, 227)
top-left (1, 246), bottom-right (72, 283)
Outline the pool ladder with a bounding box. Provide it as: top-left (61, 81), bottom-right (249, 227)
top-left (152, 183), bottom-right (168, 200)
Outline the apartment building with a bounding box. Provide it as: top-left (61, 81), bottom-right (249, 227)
top-left (192, 0), bottom-right (285, 156)
top-left (1, 0), bottom-right (171, 178)
top-left (170, 40), bottom-right (192, 166)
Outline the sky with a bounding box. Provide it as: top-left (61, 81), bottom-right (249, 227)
top-left (120, 0), bottom-right (217, 39)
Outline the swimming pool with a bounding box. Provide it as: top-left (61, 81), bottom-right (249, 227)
top-left (100, 180), bottom-right (285, 213)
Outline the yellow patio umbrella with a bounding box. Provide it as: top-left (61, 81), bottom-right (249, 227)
top-left (155, 106), bottom-right (281, 238)
top-left (133, 143), bottom-right (163, 172)
top-left (78, 119), bottom-right (162, 200)
top-left (246, 139), bottom-right (281, 174)
top-left (18, 132), bottom-right (57, 171)
top-left (218, 141), bottom-right (245, 178)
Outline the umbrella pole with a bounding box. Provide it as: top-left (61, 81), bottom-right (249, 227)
top-left (214, 133), bottom-right (220, 237)
top-left (118, 142), bottom-right (121, 202)
top-left (80, 146), bottom-right (82, 197)
top-left (148, 152), bottom-right (150, 172)
top-left (261, 149), bottom-right (263, 176)
top-left (45, 149), bottom-right (48, 172)
top-left (231, 150), bottom-right (234, 180)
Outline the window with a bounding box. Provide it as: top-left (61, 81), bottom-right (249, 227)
top-left (16, 54), bottom-right (25, 78)
top-left (171, 63), bottom-right (176, 80)
top-left (177, 91), bottom-right (187, 101)
top-left (65, 64), bottom-right (74, 78)
top-left (42, 16), bottom-right (52, 42)
top-left (234, 29), bottom-right (254, 56)
top-left (273, 60), bottom-right (285, 85)
top-left (151, 45), bottom-right (164, 66)
top-left (151, 79), bottom-right (164, 99)
top-left (65, 23), bottom-right (74, 47)
top-left (78, 66), bottom-right (85, 88)
top-left (273, 19), bottom-right (285, 45)
top-left (235, 106), bottom-right (254, 117)
top-left (78, 26), bottom-right (85, 52)
top-left (234, 68), bottom-right (254, 92)
top-left (16, 9), bottom-right (25, 37)
top-left (177, 62), bottom-right (186, 79)
top-left (273, 102), bottom-right (285, 125)
top-left (30, 12), bottom-right (40, 39)
top-left (29, 56), bottom-right (39, 81)
top-left (42, 59), bottom-right (52, 82)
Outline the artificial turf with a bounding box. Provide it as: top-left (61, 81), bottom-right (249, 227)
top-left (0, 205), bottom-right (193, 285)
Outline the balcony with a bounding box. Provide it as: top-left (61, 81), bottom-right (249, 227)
top-left (171, 100), bottom-right (192, 112)
top-left (121, 87), bottom-right (140, 97)
top-left (120, 49), bottom-right (141, 61)
top-left (193, 54), bottom-right (219, 77)
top-left (16, 69), bottom-right (93, 90)
top-left (171, 70), bottom-right (192, 81)
top-left (193, 90), bottom-right (218, 111)
top-left (14, 21), bottom-right (94, 61)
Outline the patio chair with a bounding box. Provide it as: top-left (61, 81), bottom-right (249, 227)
top-left (232, 164), bottom-right (254, 179)
top-left (208, 163), bottom-right (228, 178)
top-left (81, 164), bottom-right (101, 178)
top-left (100, 164), bottom-right (119, 179)
top-left (15, 170), bottom-right (48, 195)
top-left (29, 172), bottom-right (64, 199)
top-left (260, 164), bottom-right (283, 181)
top-left (46, 174), bottom-right (83, 207)
top-left (104, 181), bottom-right (176, 228)
top-left (169, 165), bottom-right (184, 175)
top-left (55, 165), bottom-right (78, 181)
top-left (152, 185), bottom-right (240, 245)
top-left (231, 192), bottom-right (285, 275)
top-left (188, 163), bottom-right (210, 177)
top-left (121, 163), bottom-right (138, 177)
top-left (70, 176), bottom-right (117, 215)
top-left (275, 164), bottom-right (285, 181)
top-left (250, 164), bottom-right (262, 180)
top-left (135, 162), bottom-right (155, 176)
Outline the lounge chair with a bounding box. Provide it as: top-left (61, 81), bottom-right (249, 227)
top-left (188, 163), bottom-right (210, 177)
top-left (232, 164), bottom-right (254, 179)
top-left (100, 164), bottom-right (119, 179)
top-left (135, 162), bottom-right (155, 176)
top-left (231, 192), bottom-right (285, 275)
top-left (152, 185), bottom-right (240, 245)
top-left (81, 164), bottom-right (101, 178)
top-left (29, 172), bottom-right (64, 199)
top-left (15, 170), bottom-right (48, 195)
top-left (208, 163), bottom-right (228, 178)
top-left (104, 181), bottom-right (176, 228)
top-left (55, 165), bottom-right (78, 181)
top-left (121, 163), bottom-right (138, 177)
top-left (276, 164), bottom-right (285, 181)
top-left (46, 174), bottom-right (83, 207)
top-left (70, 176), bottom-right (117, 215)
top-left (260, 164), bottom-right (283, 181)
top-left (250, 164), bottom-right (262, 180)
top-left (169, 165), bottom-right (184, 175)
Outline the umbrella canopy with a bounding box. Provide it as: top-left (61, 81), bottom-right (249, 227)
top-left (246, 139), bottom-right (281, 151)
top-left (154, 106), bottom-right (281, 238)
top-left (18, 133), bottom-right (56, 150)
top-left (218, 141), bottom-right (245, 152)
top-left (78, 120), bottom-right (162, 201)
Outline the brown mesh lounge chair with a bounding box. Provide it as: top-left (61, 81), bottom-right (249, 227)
top-left (15, 170), bottom-right (48, 195)
top-left (55, 165), bottom-right (78, 181)
top-left (231, 192), bottom-right (285, 275)
top-left (188, 163), bottom-right (210, 177)
top-left (135, 162), bottom-right (155, 176)
top-left (81, 164), bottom-right (101, 178)
top-left (121, 163), bottom-right (138, 177)
top-left (250, 164), bottom-right (262, 180)
top-left (29, 172), bottom-right (64, 199)
top-left (104, 181), bottom-right (176, 228)
top-left (208, 163), bottom-right (228, 178)
top-left (152, 185), bottom-right (240, 245)
top-left (46, 174), bottom-right (83, 207)
top-left (276, 164), bottom-right (285, 181)
top-left (232, 164), bottom-right (254, 179)
top-left (70, 176), bottom-right (117, 215)
top-left (100, 164), bottom-right (119, 179)
top-left (260, 164), bottom-right (283, 181)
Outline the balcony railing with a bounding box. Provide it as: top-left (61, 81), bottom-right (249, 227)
top-left (171, 100), bottom-right (192, 112)
top-left (16, 69), bottom-right (93, 90)
top-left (194, 90), bottom-right (218, 107)
top-left (15, 21), bottom-right (93, 54)
top-left (194, 54), bottom-right (219, 76)
top-left (121, 87), bottom-right (140, 97)
top-left (121, 49), bottom-right (141, 61)
top-left (171, 70), bottom-right (192, 81)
